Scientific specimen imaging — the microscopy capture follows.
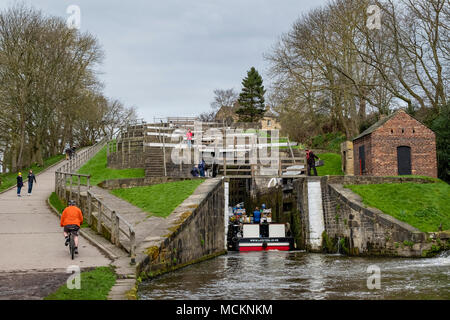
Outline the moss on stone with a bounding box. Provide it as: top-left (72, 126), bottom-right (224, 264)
top-left (145, 246), bottom-right (160, 261)
top-left (321, 231), bottom-right (336, 253)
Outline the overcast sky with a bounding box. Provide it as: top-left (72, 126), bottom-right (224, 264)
top-left (0, 0), bottom-right (327, 121)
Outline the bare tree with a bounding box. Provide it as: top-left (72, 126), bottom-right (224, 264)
top-left (210, 88), bottom-right (238, 111)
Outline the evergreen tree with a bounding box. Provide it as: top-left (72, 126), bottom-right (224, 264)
top-left (236, 67), bottom-right (266, 122)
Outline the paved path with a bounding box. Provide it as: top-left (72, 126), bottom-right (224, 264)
top-left (0, 161), bottom-right (111, 280)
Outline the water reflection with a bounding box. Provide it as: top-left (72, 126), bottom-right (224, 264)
top-left (138, 251), bottom-right (450, 300)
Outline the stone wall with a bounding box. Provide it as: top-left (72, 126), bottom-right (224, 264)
top-left (252, 176), bottom-right (446, 257)
top-left (322, 184), bottom-right (441, 257)
top-left (340, 141), bottom-right (354, 176)
top-left (137, 178), bottom-right (226, 279)
top-left (108, 151), bottom-right (146, 169)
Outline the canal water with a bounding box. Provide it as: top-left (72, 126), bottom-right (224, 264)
top-left (138, 250), bottom-right (450, 300)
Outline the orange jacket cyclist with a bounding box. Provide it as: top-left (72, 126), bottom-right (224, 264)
top-left (61, 200), bottom-right (83, 254)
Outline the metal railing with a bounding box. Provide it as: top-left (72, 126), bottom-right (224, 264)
top-left (54, 138), bottom-right (136, 264)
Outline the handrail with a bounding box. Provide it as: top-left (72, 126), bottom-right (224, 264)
top-left (54, 137), bottom-right (136, 264)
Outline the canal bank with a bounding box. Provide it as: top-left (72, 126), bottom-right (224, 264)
top-left (250, 176), bottom-right (449, 257)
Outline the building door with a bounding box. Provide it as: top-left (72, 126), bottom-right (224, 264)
top-left (397, 146), bottom-right (412, 175)
top-left (359, 145), bottom-right (365, 175)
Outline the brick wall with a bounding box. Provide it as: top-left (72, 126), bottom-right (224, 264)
top-left (353, 134), bottom-right (372, 175)
top-left (353, 111), bottom-right (437, 177)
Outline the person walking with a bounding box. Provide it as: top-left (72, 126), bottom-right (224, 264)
top-left (71, 146), bottom-right (76, 159)
top-left (186, 129), bottom-right (193, 148)
top-left (17, 172), bottom-right (23, 197)
top-left (306, 149), bottom-right (319, 176)
top-left (198, 159), bottom-right (206, 177)
top-left (27, 170), bottom-right (37, 196)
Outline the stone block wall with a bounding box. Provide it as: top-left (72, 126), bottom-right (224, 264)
top-left (322, 184), bottom-right (436, 257)
top-left (137, 178), bottom-right (226, 279)
top-left (340, 141), bottom-right (354, 175)
top-left (108, 151), bottom-right (146, 169)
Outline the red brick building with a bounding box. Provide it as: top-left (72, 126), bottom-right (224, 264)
top-left (353, 109), bottom-right (437, 177)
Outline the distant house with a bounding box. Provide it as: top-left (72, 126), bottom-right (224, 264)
top-left (214, 102), bottom-right (280, 130)
top-left (351, 109), bottom-right (437, 177)
top-left (214, 102), bottom-right (240, 125)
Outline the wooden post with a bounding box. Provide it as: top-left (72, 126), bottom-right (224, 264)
top-left (128, 139), bottom-right (131, 168)
top-left (122, 138), bottom-right (125, 167)
top-left (163, 131), bottom-right (167, 176)
top-left (130, 229), bottom-right (136, 265)
top-left (55, 172), bottom-right (58, 195)
top-left (77, 176), bottom-right (81, 205)
top-left (111, 211), bottom-right (118, 244)
top-left (278, 156), bottom-right (282, 177)
top-left (69, 175), bottom-right (73, 200)
top-left (223, 131), bottom-right (227, 176)
top-left (97, 200), bottom-right (103, 234)
top-left (87, 176), bottom-right (91, 190)
top-left (87, 191), bottom-right (92, 226)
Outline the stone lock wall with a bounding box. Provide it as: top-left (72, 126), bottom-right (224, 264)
top-left (319, 177), bottom-right (447, 257)
top-left (137, 178), bottom-right (226, 279)
top-left (253, 176), bottom-right (445, 257)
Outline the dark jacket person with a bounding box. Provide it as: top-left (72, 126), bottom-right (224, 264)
top-left (27, 170), bottom-right (37, 195)
top-left (306, 150), bottom-right (319, 176)
top-left (17, 173), bottom-right (23, 197)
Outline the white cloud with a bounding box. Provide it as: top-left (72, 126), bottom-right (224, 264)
top-left (0, 0), bottom-right (327, 120)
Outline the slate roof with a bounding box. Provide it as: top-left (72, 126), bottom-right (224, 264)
top-left (353, 110), bottom-right (404, 141)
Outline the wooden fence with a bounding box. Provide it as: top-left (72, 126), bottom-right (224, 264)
top-left (55, 138), bottom-right (136, 264)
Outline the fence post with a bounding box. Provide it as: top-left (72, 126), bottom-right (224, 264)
top-left (97, 200), bottom-right (103, 234)
top-left (130, 229), bottom-right (136, 265)
top-left (69, 175), bottom-right (73, 201)
top-left (111, 211), bottom-right (120, 245)
top-left (77, 176), bottom-right (81, 205)
top-left (87, 191), bottom-right (92, 226)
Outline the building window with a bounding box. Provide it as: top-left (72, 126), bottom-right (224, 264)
top-left (391, 129), bottom-right (393, 134)
top-left (402, 128), bottom-right (404, 133)
top-left (267, 120), bottom-right (271, 126)
top-left (413, 128), bottom-right (415, 133)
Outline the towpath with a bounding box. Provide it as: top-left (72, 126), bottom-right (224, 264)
top-left (0, 161), bottom-right (111, 299)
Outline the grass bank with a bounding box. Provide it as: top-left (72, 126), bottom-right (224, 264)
top-left (44, 266), bottom-right (116, 300)
top-left (345, 182), bottom-right (450, 232)
top-left (110, 179), bottom-right (205, 218)
top-left (0, 154), bottom-right (65, 193)
top-left (316, 153), bottom-right (344, 176)
top-left (77, 146), bottom-right (145, 186)
top-left (49, 192), bottom-right (89, 228)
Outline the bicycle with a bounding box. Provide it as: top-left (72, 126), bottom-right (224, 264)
top-left (66, 227), bottom-right (78, 260)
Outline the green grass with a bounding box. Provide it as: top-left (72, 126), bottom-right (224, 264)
top-left (44, 266), bottom-right (116, 300)
top-left (0, 154), bottom-right (65, 193)
top-left (316, 153), bottom-right (344, 176)
top-left (49, 192), bottom-right (89, 228)
top-left (77, 146), bottom-right (145, 186)
top-left (310, 132), bottom-right (347, 153)
top-left (345, 182), bottom-right (450, 232)
top-left (110, 179), bottom-right (205, 218)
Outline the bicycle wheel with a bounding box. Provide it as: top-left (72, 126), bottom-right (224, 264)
top-left (70, 233), bottom-right (75, 260)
